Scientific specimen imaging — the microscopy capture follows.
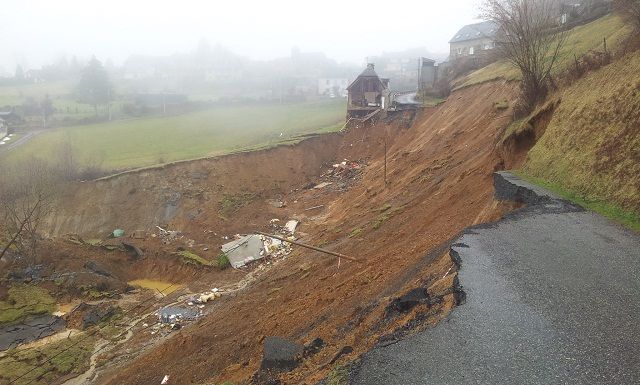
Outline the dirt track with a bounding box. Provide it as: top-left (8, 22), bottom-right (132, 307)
top-left (30, 80), bottom-right (521, 385)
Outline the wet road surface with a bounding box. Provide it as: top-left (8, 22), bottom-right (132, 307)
top-left (353, 173), bottom-right (640, 384)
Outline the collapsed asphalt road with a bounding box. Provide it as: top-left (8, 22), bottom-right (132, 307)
top-left (353, 172), bottom-right (640, 385)
top-left (394, 92), bottom-right (421, 105)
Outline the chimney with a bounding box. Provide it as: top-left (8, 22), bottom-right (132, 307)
top-left (367, 63), bottom-right (375, 70)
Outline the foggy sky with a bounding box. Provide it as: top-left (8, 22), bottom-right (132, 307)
top-left (0, 0), bottom-right (482, 72)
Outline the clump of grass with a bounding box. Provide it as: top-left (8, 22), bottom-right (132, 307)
top-left (217, 252), bottom-right (231, 270)
top-left (0, 285), bottom-right (56, 325)
top-left (494, 99), bottom-right (509, 110)
top-left (373, 203), bottom-right (392, 213)
top-left (373, 205), bottom-right (405, 230)
top-left (348, 227), bottom-right (363, 238)
top-left (175, 250), bottom-right (214, 266)
top-left (326, 362), bottom-right (354, 385)
top-left (0, 334), bottom-right (96, 385)
top-left (218, 192), bottom-right (256, 217)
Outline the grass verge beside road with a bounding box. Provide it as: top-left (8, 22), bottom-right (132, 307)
top-left (515, 172), bottom-right (640, 232)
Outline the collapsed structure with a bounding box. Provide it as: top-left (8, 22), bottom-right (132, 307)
top-left (346, 64), bottom-right (391, 119)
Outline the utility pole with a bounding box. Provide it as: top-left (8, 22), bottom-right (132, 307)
top-left (384, 134), bottom-right (388, 187)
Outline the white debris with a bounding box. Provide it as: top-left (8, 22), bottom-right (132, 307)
top-left (284, 220), bottom-right (299, 235)
top-left (198, 293), bottom-right (217, 303)
top-left (313, 182), bottom-right (333, 189)
top-left (161, 375), bottom-right (169, 384)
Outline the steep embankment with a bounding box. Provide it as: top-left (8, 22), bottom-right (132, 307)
top-left (520, 49), bottom-right (640, 220)
top-left (94, 80), bottom-right (518, 385)
top-left (45, 134), bottom-right (344, 237)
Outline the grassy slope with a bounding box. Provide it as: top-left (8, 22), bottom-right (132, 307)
top-left (2, 99), bottom-right (345, 170)
top-left (452, 15), bottom-right (639, 230)
top-left (0, 334), bottom-right (95, 385)
top-left (520, 49), bottom-right (640, 229)
top-left (0, 285), bottom-right (56, 325)
top-left (455, 15), bottom-right (631, 88)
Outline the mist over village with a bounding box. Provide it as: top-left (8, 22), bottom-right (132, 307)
top-left (0, 1), bottom-right (638, 385)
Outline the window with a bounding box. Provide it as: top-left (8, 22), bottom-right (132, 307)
top-left (469, 46), bottom-right (474, 55)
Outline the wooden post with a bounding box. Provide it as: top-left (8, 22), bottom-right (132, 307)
top-left (384, 135), bottom-right (388, 187)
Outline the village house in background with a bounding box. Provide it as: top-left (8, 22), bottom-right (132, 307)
top-left (449, 21), bottom-right (499, 62)
top-left (318, 78), bottom-right (349, 97)
top-left (346, 64), bottom-right (391, 119)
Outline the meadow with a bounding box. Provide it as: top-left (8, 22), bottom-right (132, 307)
top-left (0, 99), bottom-right (346, 171)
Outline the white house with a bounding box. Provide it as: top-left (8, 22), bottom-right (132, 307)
top-left (318, 78), bottom-right (349, 97)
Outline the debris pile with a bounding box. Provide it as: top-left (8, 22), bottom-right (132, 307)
top-left (314, 159), bottom-right (366, 191)
top-left (157, 306), bottom-right (200, 325)
top-left (220, 219), bottom-right (300, 269)
top-left (155, 226), bottom-right (182, 244)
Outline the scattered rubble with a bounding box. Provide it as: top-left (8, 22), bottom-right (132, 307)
top-left (266, 198), bottom-right (286, 208)
top-left (311, 159), bottom-right (366, 192)
top-left (313, 182), bottom-right (333, 189)
top-left (156, 226), bottom-right (182, 244)
top-left (158, 306), bottom-right (200, 325)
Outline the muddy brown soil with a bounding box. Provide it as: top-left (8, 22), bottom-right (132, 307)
top-left (19, 80), bottom-right (520, 385)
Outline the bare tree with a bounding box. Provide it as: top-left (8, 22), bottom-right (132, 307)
top-left (0, 158), bottom-right (59, 265)
top-left (614, 0), bottom-right (640, 31)
top-left (482, 0), bottom-right (567, 114)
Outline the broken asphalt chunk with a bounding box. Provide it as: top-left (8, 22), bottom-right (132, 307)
top-left (260, 336), bottom-right (304, 372)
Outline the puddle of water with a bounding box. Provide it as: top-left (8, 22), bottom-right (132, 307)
top-left (128, 279), bottom-right (182, 295)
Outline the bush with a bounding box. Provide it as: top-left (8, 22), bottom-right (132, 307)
top-left (217, 252), bottom-right (230, 270)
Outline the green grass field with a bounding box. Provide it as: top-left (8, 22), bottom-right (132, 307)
top-left (1, 99), bottom-right (346, 171)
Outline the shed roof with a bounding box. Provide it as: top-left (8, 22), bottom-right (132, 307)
top-left (347, 64), bottom-right (386, 91)
top-left (221, 234), bottom-right (265, 269)
top-left (450, 21), bottom-right (499, 43)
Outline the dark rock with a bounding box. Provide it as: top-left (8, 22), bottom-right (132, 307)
top-left (389, 288), bottom-right (430, 313)
top-left (66, 303), bottom-right (117, 330)
top-left (84, 261), bottom-right (112, 277)
top-left (303, 337), bottom-right (325, 357)
top-left (450, 248), bottom-right (463, 269)
top-left (0, 314), bottom-right (65, 351)
top-left (329, 346), bottom-right (354, 365)
top-left (121, 241), bottom-right (144, 257)
top-left (452, 276), bottom-right (466, 306)
top-left (260, 336), bottom-right (303, 372)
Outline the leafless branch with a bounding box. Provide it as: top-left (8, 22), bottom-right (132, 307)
top-left (482, 0), bottom-right (568, 114)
